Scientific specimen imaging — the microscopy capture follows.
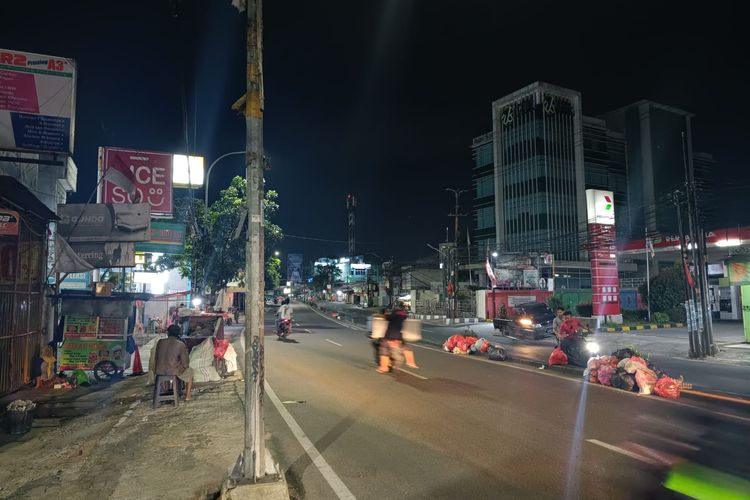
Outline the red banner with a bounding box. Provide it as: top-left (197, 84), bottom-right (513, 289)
top-left (0, 209), bottom-right (20, 236)
top-left (101, 148), bottom-right (173, 216)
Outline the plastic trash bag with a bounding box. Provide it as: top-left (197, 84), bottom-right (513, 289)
top-left (443, 334), bottom-right (464, 351)
top-left (597, 365), bottom-right (615, 386)
top-left (611, 369), bottom-right (636, 391)
top-left (488, 345), bottom-right (507, 361)
top-left (589, 369), bottom-right (599, 383)
top-left (548, 347), bottom-right (568, 366)
top-left (479, 339), bottom-right (491, 353)
top-left (611, 348), bottom-right (636, 360)
top-left (635, 368), bottom-right (658, 395)
top-left (623, 357), bottom-right (648, 374)
top-left (654, 377), bottom-right (681, 399)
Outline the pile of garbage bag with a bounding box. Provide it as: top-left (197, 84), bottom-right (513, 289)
top-left (6, 399), bottom-right (36, 412)
top-left (442, 334), bottom-right (506, 361)
top-left (585, 348), bottom-right (683, 399)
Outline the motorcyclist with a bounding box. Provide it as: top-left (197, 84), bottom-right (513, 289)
top-left (275, 297), bottom-right (293, 335)
top-left (558, 311), bottom-right (590, 366)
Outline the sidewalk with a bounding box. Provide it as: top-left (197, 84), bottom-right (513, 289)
top-left (417, 322), bottom-right (750, 398)
top-left (0, 330), bottom-right (285, 500)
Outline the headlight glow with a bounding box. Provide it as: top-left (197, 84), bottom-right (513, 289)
top-left (518, 317), bottom-right (533, 327)
top-left (586, 342), bottom-right (600, 354)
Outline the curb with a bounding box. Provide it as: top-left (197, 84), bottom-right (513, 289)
top-left (604, 322), bottom-right (684, 332)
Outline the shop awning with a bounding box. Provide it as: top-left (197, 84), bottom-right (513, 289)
top-left (0, 175), bottom-right (58, 221)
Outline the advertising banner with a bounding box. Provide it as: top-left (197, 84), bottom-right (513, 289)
top-left (589, 223), bottom-right (620, 317)
top-left (0, 49), bottom-right (76, 154)
top-left (63, 315), bottom-right (100, 338)
top-left (0, 209), bottom-right (20, 236)
top-left (57, 203), bottom-right (150, 242)
top-left (101, 148), bottom-right (173, 216)
top-left (287, 253), bottom-right (303, 284)
top-left (728, 261), bottom-right (750, 285)
top-left (135, 220), bottom-right (186, 254)
top-left (70, 242), bottom-right (135, 268)
top-left (97, 317), bottom-right (128, 341)
top-left (59, 339), bottom-right (126, 370)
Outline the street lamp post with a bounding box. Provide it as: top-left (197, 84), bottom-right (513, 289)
top-left (204, 151), bottom-right (245, 206)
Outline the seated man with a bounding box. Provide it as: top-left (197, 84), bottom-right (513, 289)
top-left (153, 324), bottom-right (194, 401)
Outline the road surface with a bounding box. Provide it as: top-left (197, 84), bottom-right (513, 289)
top-left (262, 305), bottom-right (750, 499)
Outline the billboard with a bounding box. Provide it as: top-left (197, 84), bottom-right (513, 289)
top-left (57, 203), bottom-right (150, 242)
top-left (0, 49), bottom-right (76, 154)
top-left (586, 189), bottom-right (615, 225)
top-left (287, 253), bottom-right (303, 284)
top-left (100, 148), bottom-right (173, 216)
top-left (135, 220), bottom-right (186, 254)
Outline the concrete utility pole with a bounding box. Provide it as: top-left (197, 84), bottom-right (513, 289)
top-left (445, 188), bottom-right (466, 323)
top-left (242, 0), bottom-right (266, 481)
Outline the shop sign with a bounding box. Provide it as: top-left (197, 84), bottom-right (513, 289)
top-left (57, 203), bottom-right (150, 242)
top-left (101, 148), bottom-right (173, 216)
top-left (98, 317), bottom-right (127, 340)
top-left (59, 339), bottom-right (126, 370)
top-left (728, 261), bottom-right (750, 285)
top-left (586, 189), bottom-right (615, 225)
top-left (135, 220), bottom-right (185, 254)
top-left (63, 315), bottom-right (99, 338)
top-left (0, 209), bottom-right (19, 236)
top-left (69, 242), bottom-right (135, 268)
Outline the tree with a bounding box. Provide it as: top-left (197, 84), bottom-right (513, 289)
top-left (159, 176), bottom-right (284, 297)
top-left (639, 263), bottom-right (687, 312)
top-left (312, 264), bottom-right (341, 292)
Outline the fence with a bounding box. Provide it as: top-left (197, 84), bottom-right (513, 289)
top-left (414, 299), bottom-right (476, 318)
top-left (0, 215), bottom-right (46, 396)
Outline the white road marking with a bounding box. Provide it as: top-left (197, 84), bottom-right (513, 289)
top-left (113, 400), bottom-right (141, 428)
top-left (309, 306), bottom-right (368, 331)
top-left (394, 367), bottom-right (428, 380)
top-left (586, 439), bottom-right (661, 466)
top-left (303, 328), bottom-right (311, 333)
top-left (265, 381), bottom-right (356, 500)
top-left (422, 329), bottom-right (434, 333)
top-left (325, 339), bottom-right (343, 347)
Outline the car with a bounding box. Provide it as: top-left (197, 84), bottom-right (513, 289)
top-left (493, 301), bottom-right (555, 340)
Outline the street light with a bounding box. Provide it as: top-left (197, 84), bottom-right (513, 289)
top-left (204, 151), bottom-right (245, 206)
top-left (274, 251), bottom-right (280, 256)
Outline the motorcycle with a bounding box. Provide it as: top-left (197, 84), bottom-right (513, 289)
top-left (276, 317), bottom-right (292, 339)
top-left (558, 330), bottom-right (600, 367)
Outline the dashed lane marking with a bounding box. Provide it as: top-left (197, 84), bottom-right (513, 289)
top-left (325, 339), bottom-right (343, 347)
top-left (265, 381), bottom-right (356, 500)
top-left (394, 367), bottom-right (428, 380)
top-left (586, 439), bottom-right (661, 466)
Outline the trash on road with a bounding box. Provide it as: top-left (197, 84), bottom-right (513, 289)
top-left (442, 334), bottom-right (507, 361)
top-left (548, 347), bottom-right (568, 366)
top-left (585, 349), bottom-right (683, 399)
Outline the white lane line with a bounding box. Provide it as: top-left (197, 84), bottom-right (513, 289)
top-left (394, 367), bottom-right (428, 380)
top-left (303, 328), bottom-right (311, 333)
top-left (265, 381), bottom-right (356, 500)
top-left (586, 439), bottom-right (660, 466)
top-left (325, 339), bottom-right (343, 347)
top-left (422, 329), bottom-right (434, 333)
top-left (309, 306), bottom-right (367, 331)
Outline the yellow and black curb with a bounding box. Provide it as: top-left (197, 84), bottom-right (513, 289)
top-left (605, 323), bottom-right (685, 332)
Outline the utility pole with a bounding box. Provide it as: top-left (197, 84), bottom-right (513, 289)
top-left (682, 131), bottom-right (716, 355)
top-left (672, 191), bottom-right (701, 359)
top-left (445, 188), bottom-right (466, 324)
top-left (241, 0), bottom-right (266, 481)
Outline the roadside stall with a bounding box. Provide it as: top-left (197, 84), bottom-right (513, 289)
top-left (54, 290), bottom-right (151, 381)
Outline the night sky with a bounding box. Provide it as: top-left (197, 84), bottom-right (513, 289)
top-left (3, 1), bottom-right (747, 263)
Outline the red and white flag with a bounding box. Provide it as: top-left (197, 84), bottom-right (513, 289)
top-left (485, 258), bottom-right (497, 288)
top-left (104, 153), bottom-right (138, 201)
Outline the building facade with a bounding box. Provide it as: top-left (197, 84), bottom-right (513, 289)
top-left (491, 82), bottom-right (587, 261)
top-left (600, 100), bottom-right (696, 237)
top-left (471, 132), bottom-right (495, 257)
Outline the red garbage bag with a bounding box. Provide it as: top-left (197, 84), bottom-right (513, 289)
top-left (444, 334), bottom-right (464, 351)
top-left (213, 338), bottom-right (230, 358)
top-left (548, 347), bottom-right (568, 366)
top-left (456, 340), bottom-right (472, 353)
top-left (654, 377), bottom-right (681, 399)
top-left (597, 365), bottom-right (614, 386)
top-left (589, 369), bottom-right (599, 383)
top-left (464, 336), bottom-right (478, 346)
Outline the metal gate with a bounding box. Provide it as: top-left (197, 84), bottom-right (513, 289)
top-left (0, 214), bottom-right (46, 395)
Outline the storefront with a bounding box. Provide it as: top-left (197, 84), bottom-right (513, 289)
top-left (0, 176), bottom-right (57, 395)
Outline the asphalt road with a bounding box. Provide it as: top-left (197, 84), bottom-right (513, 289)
top-left (313, 301), bottom-right (750, 397)
top-left (262, 305), bottom-right (750, 499)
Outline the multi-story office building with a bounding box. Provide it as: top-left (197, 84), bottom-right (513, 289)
top-left (600, 100), bottom-right (696, 237)
top-left (491, 82), bottom-right (587, 261)
top-left (471, 132), bottom-right (495, 257)
top-left (582, 116), bottom-right (629, 241)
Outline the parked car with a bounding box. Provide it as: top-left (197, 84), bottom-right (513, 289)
top-left (493, 301), bottom-right (555, 340)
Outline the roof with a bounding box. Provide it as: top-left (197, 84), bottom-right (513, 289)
top-left (0, 175), bottom-right (57, 221)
